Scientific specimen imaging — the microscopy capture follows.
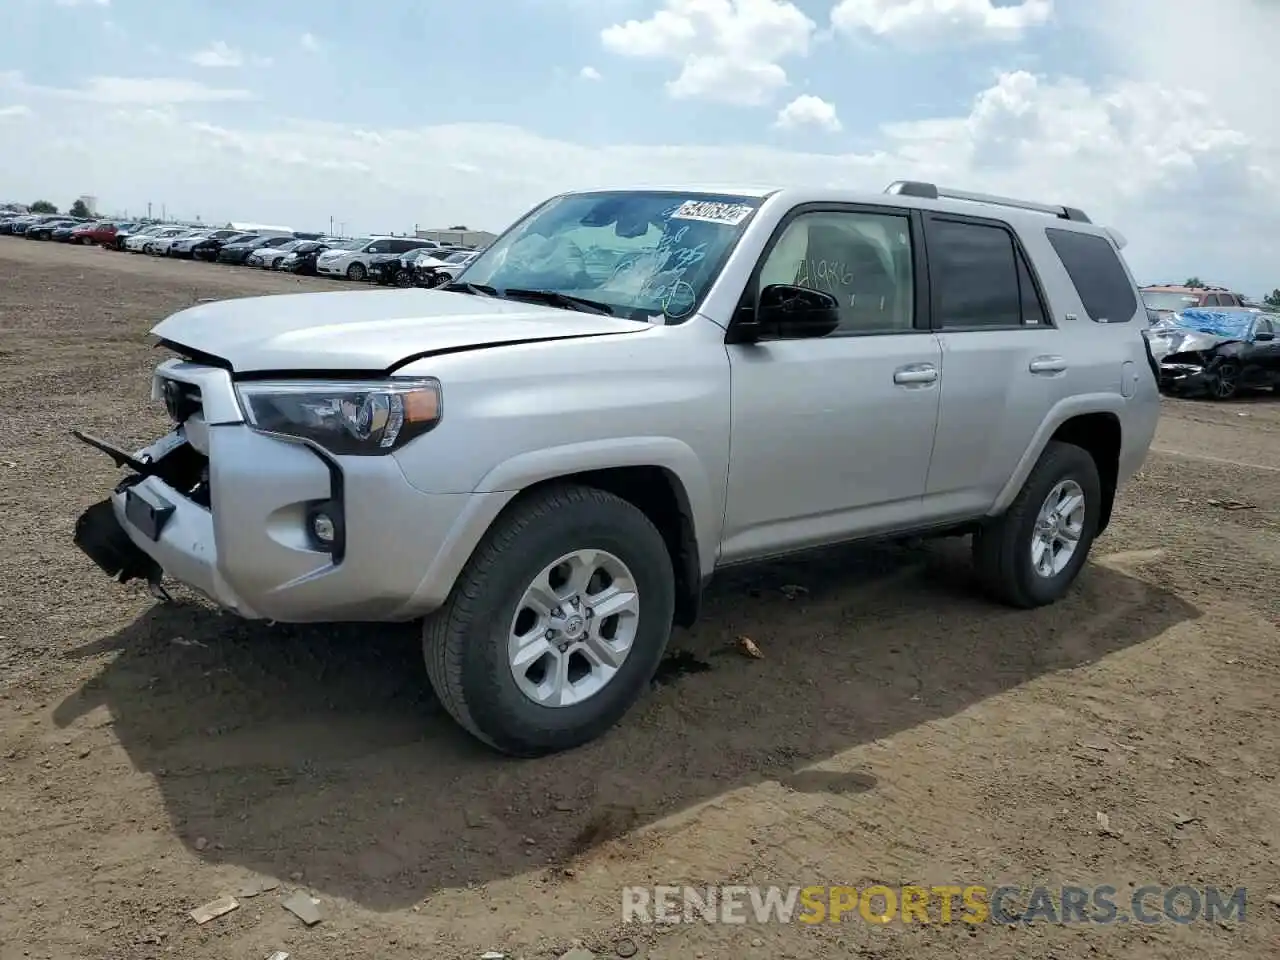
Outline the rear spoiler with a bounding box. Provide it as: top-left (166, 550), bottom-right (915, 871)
top-left (1104, 227), bottom-right (1127, 250)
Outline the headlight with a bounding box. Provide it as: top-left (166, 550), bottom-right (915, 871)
top-left (235, 378), bottom-right (442, 456)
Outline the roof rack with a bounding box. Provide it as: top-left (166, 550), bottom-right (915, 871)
top-left (884, 181), bottom-right (1091, 224)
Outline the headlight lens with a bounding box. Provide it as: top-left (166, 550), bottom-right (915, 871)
top-left (236, 378), bottom-right (442, 455)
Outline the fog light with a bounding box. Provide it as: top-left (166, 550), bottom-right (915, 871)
top-left (311, 511), bottom-right (336, 546)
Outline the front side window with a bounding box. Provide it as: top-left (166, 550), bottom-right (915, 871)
top-left (457, 190), bottom-right (762, 322)
top-left (756, 210), bottom-right (915, 334)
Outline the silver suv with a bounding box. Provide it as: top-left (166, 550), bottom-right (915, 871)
top-left (72, 181), bottom-right (1160, 756)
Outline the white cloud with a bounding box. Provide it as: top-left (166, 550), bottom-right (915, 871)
top-left (832, 0), bottom-right (1052, 44)
top-left (190, 41), bottom-right (244, 68)
top-left (0, 105), bottom-right (33, 119)
top-left (300, 32), bottom-right (323, 53)
top-left (601, 0), bottom-right (815, 106)
top-left (579, 65), bottom-right (603, 81)
top-left (0, 60), bottom-right (1275, 292)
top-left (775, 94), bottom-right (841, 132)
top-left (0, 73), bottom-right (253, 105)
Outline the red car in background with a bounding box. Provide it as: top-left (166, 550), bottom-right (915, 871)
top-left (69, 221), bottom-right (134, 247)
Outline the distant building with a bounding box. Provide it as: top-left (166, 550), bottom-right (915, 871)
top-left (78, 195), bottom-right (98, 216)
top-left (415, 227), bottom-right (497, 249)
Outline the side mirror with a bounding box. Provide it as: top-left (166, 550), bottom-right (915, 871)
top-left (729, 283), bottom-right (841, 343)
top-left (1255, 331), bottom-right (1275, 341)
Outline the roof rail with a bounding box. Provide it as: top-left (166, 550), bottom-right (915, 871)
top-left (884, 180), bottom-right (1091, 224)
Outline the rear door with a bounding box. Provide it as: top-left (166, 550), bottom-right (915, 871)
top-left (919, 213), bottom-right (1068, 516)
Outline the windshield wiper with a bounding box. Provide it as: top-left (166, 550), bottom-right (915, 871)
top-left (442, 281), bottom-right (498, 297)
top-left (500, 288), bottom-right (615, 316)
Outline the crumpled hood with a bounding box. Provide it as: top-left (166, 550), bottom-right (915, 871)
top-left (152, 288), bottom-right (652, 372)
top-left (1145, 325), bottom-right (1237, 362)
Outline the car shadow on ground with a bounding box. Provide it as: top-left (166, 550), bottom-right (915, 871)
top-left (52, 537), bottom-right (1199, 911)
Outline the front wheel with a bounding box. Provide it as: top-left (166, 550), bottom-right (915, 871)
top-left (1208, 360), bottom-right (1239, 400)
top-left (972, 440), bottom-right (1101, 609)
top-left (423, 484), bottom-right (675, 757)
top-left (346, 262), bottom-right (367, 282)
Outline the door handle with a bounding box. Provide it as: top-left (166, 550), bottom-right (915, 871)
top-left (893, 363), bottom-right (938, 385)
top-left (1029, 355), bottom-right (1067, 374)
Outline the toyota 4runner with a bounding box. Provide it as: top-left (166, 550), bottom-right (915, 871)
top-left (72, 181), bottom-right (1161, 756)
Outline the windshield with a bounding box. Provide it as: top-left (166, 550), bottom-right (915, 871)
top-left (456, 190), bottom-right (762, 322)
top-left (1142, 291), bottom-right (1200, 311)
top-left (446, 251), bottom-right (473, 264)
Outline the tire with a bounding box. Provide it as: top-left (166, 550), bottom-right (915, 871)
top-left (423, 484), bottom-right (675, 757)
top-left (346, 262), bottom-right (367, 282)
top-left (394, 269), bottom-right (413, 287)
top-left (971, 440), bottom-right (1101, 609)
top-left (1208, 360), bottom-right (1239, 400)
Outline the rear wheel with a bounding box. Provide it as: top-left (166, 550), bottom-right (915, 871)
top-left (346, 262), bottom-right (367, 282)
top-left (972, 440), bottom-right (1101, 608)
top-left (423, 484), bottom-right (675, 757)
top-left (394, 269), bottom-right (413, 287)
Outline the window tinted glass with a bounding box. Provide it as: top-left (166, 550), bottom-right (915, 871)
top-left (757, 210), bottom-right (914, 334)
top-left (1017, 247), bottom-right (1049, 325)
top-left (1045, 227), bottom-right (1137, 323)
top-left (929, 219), bottom-right (1020, 328)
top-left (366, 240), bottom-right (390, 253)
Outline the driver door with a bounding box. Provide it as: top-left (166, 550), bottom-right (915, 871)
top-left (719, 205), bottom-right (942, 563)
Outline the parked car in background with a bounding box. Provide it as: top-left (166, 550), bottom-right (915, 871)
top-left (150, 229), bottom-right (206, 256)
top-left (141, 228), bottom-right (194, 255)
top-left (110, 223), bottom-right (156, 250)
top-left (368, 246), bottom-right (445, 286)
top-left (119, 225), bottom-right (167, 252)
top-left (169, 228), bottom-right (242, 259)
top-left (416, 249), bottom-right (479, 287)
top-left (190, 232), bottom-right (256, 261)
top-left (314, 235), bottom-right (437, 281)
top-left (25, 218), bottom-right (78, 241)
top-left (277, 240), bottom-right (331, 276)
top-left (1141, 285), bottom-right (1247, 325)
top-left (1147, 308), bottom-right (1280, 399)
top-left (217, 234), bottom-right (294, 265)
top-left (51, 221), bottom-right (89, 242)
top-left (71, 221), bottom-right (130, 247)
top-left (247, 239), bottom-right (304, 270)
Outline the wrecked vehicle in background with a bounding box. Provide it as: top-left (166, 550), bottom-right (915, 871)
top-left (1147, 308), bottom-right (1280, 399)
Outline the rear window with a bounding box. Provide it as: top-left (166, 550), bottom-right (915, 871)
top-left (1045, 228), bottom-right (1137, 323)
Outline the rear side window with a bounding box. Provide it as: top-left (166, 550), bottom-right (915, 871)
top-left (927, 218), bottom-right (1047, 328)
top-left (1045, 228), bottom-right (1137, 323)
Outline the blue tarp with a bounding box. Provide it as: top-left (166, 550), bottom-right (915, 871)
top-left (1175, 309), bottom-right (1256, 341)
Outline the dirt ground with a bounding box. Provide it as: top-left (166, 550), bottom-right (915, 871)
top-left (1, 238), bottom-right (1278, 960)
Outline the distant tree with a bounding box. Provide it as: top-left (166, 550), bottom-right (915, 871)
top-left (1184, 277), bottom-right (1205, 288)
top-left (68, 199), bottom-right (91, 218)
top-left (1264, 289), bottom-right (1280, 309)
top-left (29, 199), bottom-right (57, 214)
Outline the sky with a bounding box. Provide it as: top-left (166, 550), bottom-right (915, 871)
top-left (0, 0), bottom-right (1276, 293)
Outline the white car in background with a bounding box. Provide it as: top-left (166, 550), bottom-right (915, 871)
top-left (150, 229), bottom-right (207, 256)
top-left (130, 227), bottom-right (186, 254)
top-left (418, 249), bottom-right (479, 287)
top-left (248, 239), bottom-right (305, 270)
top-left (123, 226), bottom-right (173, 253)
top-left (314, 235), bottom-right (439, 281)
top-left (169, 228), bottom-right (242, 258)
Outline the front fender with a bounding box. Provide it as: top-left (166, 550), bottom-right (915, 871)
top-left (474, 436), bottom-right (719, 576)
